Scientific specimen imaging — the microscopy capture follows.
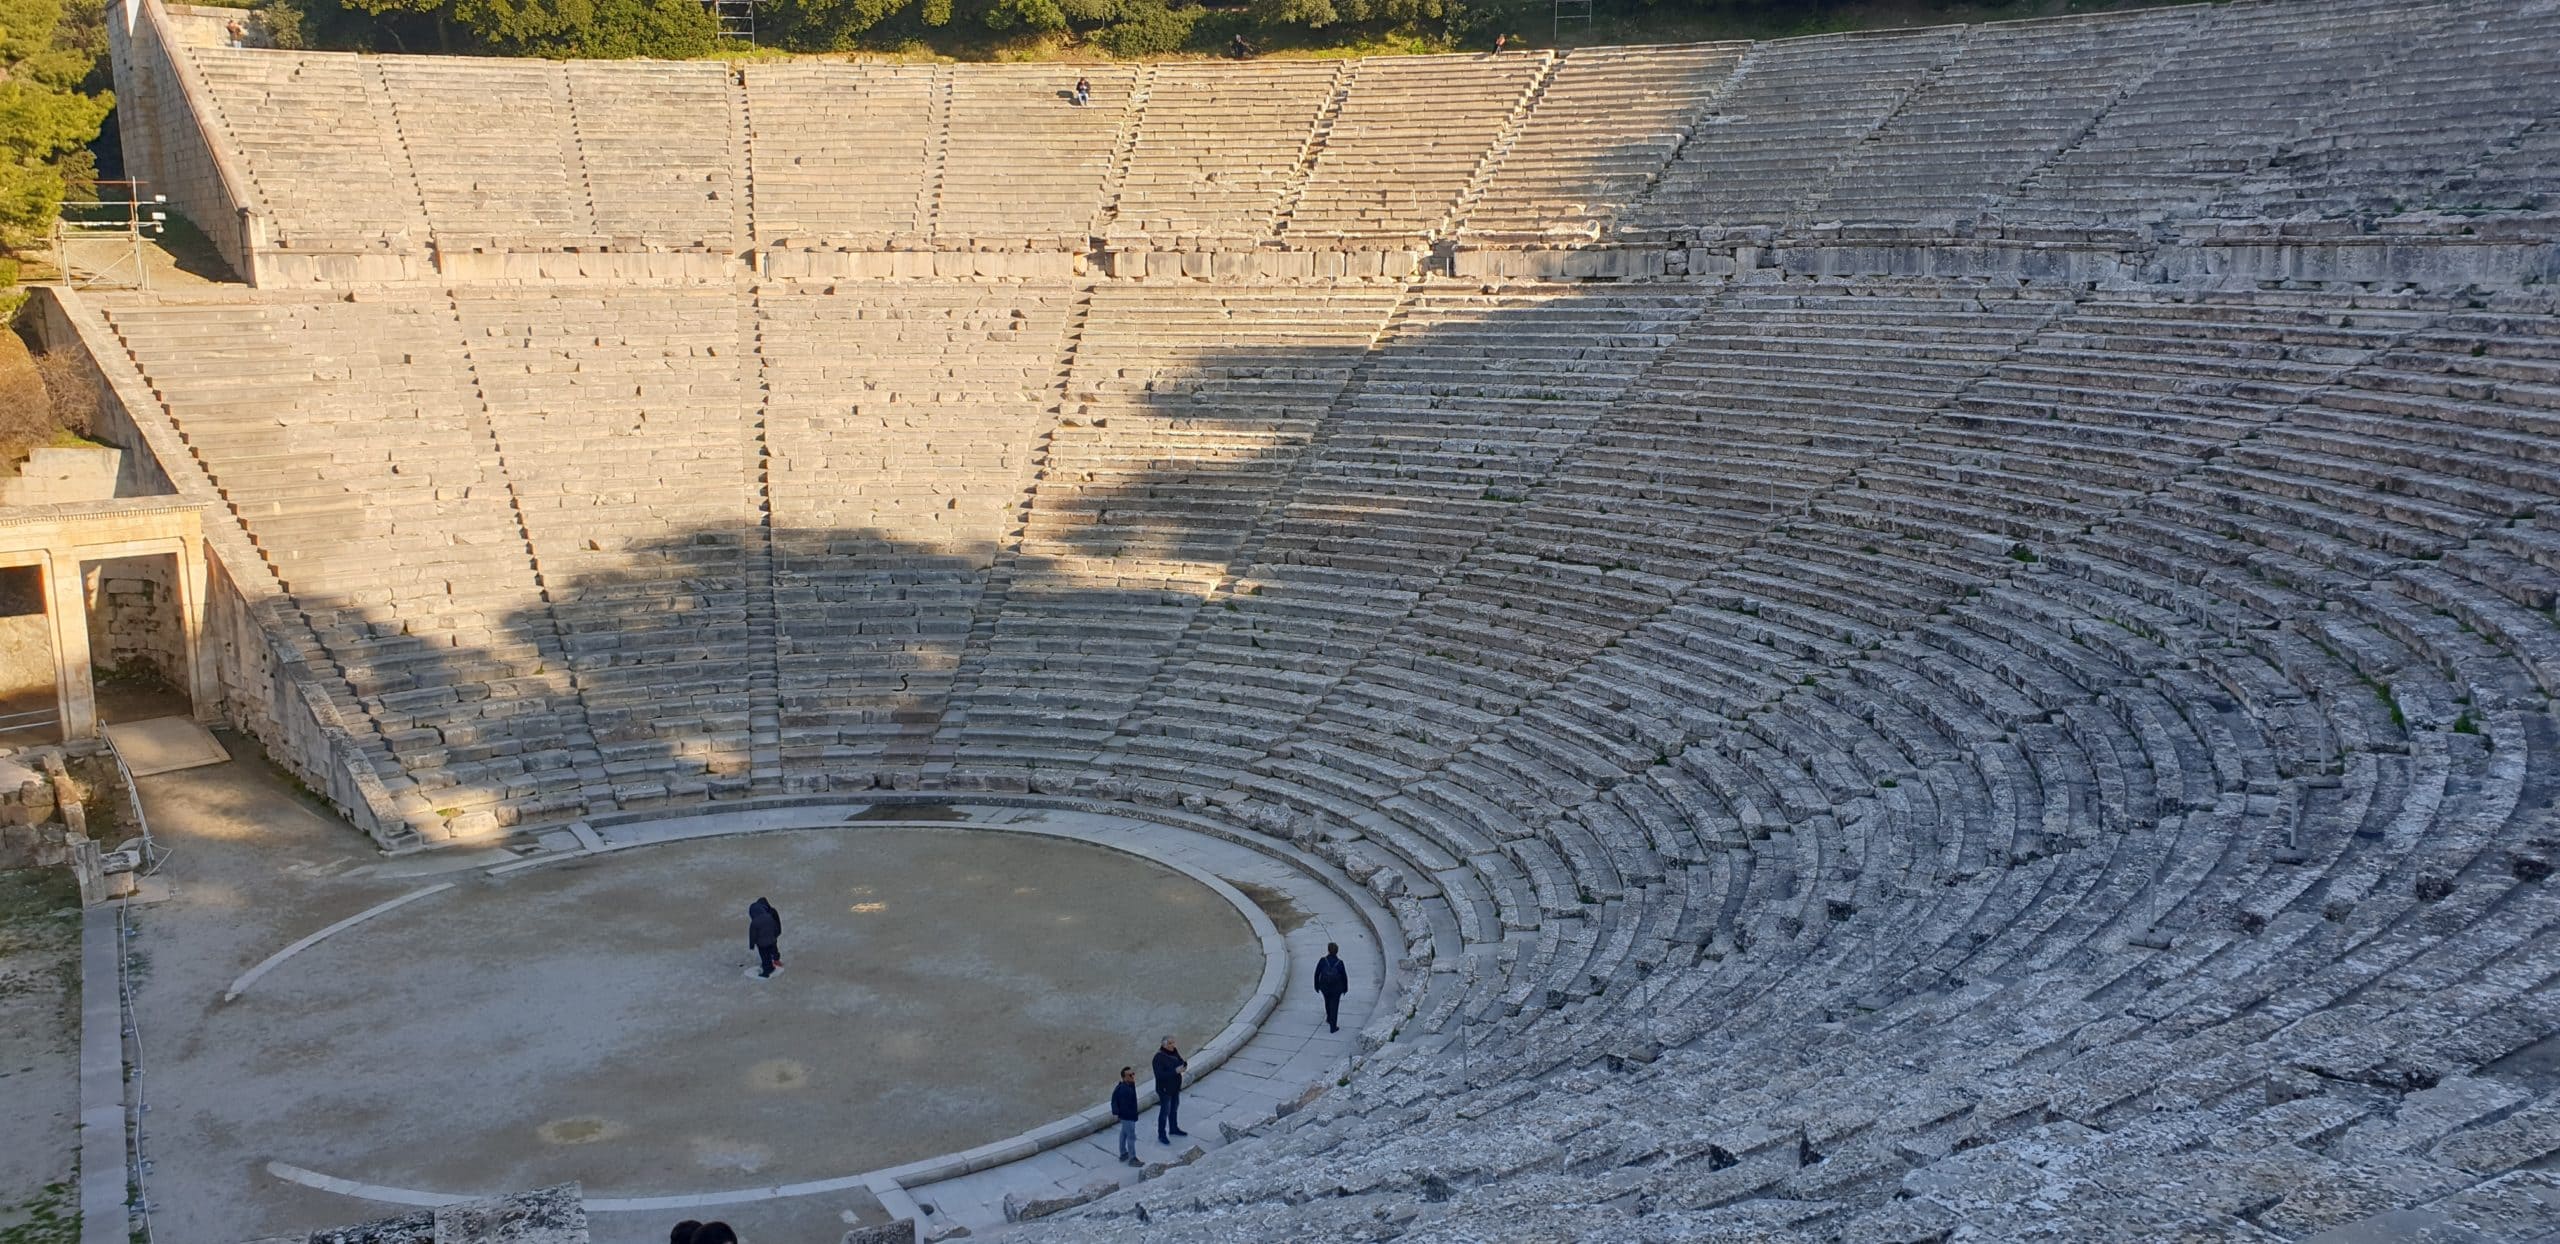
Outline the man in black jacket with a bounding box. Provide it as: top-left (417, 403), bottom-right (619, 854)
top-left (1110, 1067), bottom-right (1141, 1166)
top-left (1314, 942), bottom-right (1350, 1032)
top-left (748, 897), bottom-right (782, 978)
top-left (1152, 1036), bottom-right (1189, 1144)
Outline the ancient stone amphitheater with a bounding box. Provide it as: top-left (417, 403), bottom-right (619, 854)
top-left (47, 0), bottom-right (2560, 1236)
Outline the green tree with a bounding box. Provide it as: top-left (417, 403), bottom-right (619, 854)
top-left (282, 0), bottom-right (716, 57)
top-left (0, 0), bottom-right (114, 256)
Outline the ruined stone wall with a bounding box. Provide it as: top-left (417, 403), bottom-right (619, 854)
top-left (0, 751), bottom-right (68, 869)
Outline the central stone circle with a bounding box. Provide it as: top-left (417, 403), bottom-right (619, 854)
top-left (224, 825), bottom-right (1263, 1198)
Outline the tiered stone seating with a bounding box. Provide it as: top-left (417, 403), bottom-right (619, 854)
top-left (1097, 286), bottom-right (1702, 811)
top-left (1810, 8), bottom-right (2203, 223)
top-left (1104, 61), bottom-right (1340, 249)
top-left (935, 65), bottom-right (1136, 248)
top-left (1364, 282), bottom-right (2062, 1023)
top-left (2449, 114), bottom-right (2560, 212)
top-left (171, 9), bottom-right (2560, 264)
top-left (2224, 0), bottom-right (2560, 217)
top-left (2002, 0), bottom-right (2428, 223)
top-left (95, 7), bottom-right (2560, 1236)
top-left (1615, 27), bottom-right (1963, 233)
top-left (1026, 285), bottom-right (2560, 1244)
top-left (1460, 43), bottom-right (1745, 243)
top-left (184, 47), bottom-right (428, 251)
top-left (757, 280), bottom-right (1077, 788)
top-left (1282, 53), bottom-right (1546, 245)
top-left (378, 57), bottom-right (595, 251)
top-left (563, 61), bottom-right (740, 251)
top-left (745, 63), bottom-right (937, 249)
top-left (453, 288), bottom-right (758, 804)
top-left (938, 285), bottom-right (1401, 789)
top-left (97, 293), bottom-right (586, 835)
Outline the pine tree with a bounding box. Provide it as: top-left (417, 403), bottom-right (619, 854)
top-left (0, 0), bottom-right (113, 257)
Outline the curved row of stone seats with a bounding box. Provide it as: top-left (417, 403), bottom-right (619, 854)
top-left (1457, 42), bottom-right (1744, 244)
top-left (1807, 7), bottom-right (2202, 225)
top-left (744, 63), bottom-right (937, 250)
top-left (1105, 61), bottom-right (1342, 250)
top-left (1031, 304), bottom-right (2560, 1244)
top-left (378, 57), bottom-right (597, 251)
top-left (165, 8), bottom-right (2560, 270)
top-left (190, 49), bottom-right (747, 256)
top-left (1104, 281), bottom-right (2073, 1033)
top-left (451, 287), bottom-right (760, 808)
top-left (1613, 26), bottom-right (1963, 236)
top-left (94, 292), bottom-right (588, 837)
top-left (937, 65), bottom-right (1137, 251)
top-left (2216, 0), bottom-right (2560, 219)
top-left (1093, 285), bottom-right (1705, 810)
top-left (1105, 286), bottom-right (2539, 1121)
top-left (2003, 0), bottom-right (2431, 223)
top-left (97, 276), bottom-right (2560, 1238)
top-left (757, 280), bottom-right (1079, 788)
top-left (559, 61), bottom-right (742, 251)
top-left (2376, 309), bottom-right (2560, 694)
top-left (1333, 284), bottom-right (2076, 1027)
top-left (1279, 53), bottom-right (1547, 245)
top-left (937, 284), bottom-right (1402, 789)
top-left (186, 47), bottom-right (430, 251)
top-left (2451, 114), bottom-right (2560, 213)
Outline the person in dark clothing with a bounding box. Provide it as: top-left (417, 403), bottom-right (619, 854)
top-left (1314, 942), bottom-right (1350, 1032)
top-left (747, 897), bottom-right (782, 978)
top-left (1152, 1036), bottom-right (1189, 1143)
top-left (1072, 76), bottom-right (1091, 107)
top-left (691, 1225), bottom-right (738, 1244)
top-left (1229, 33), bottom-right (1255, 58)
top-left (669, 1223), bottom-right (701, 1244)
top-left (1110, 1066), bottom-right (1142, 1165)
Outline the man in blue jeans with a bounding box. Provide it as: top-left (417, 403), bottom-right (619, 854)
top-left (1152, 1036), bottom-right (1189, 1144)
top-left (1110, 1067), bottom-right (1141, 1166)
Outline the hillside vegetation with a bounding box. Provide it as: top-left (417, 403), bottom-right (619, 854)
top-left (0, 0), bottom-right (113, 281)
top-left (261, 0), bottom-right (2205, 65)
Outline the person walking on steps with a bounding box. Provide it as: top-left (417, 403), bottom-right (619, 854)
top-left (748, 897), bottom-right (783, 978)
top-left (1314, 942), bottom-right (1350, 1033)
top-left (1153, 1036), bottom-right (1189, 1144)
top-left (1111, 1067), bottom-right (1143, 1166)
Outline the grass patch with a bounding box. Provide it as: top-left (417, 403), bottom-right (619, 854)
top-left (0, 1178), bottom-right (78, 1244)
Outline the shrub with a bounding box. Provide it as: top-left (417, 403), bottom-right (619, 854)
top-left (1095, 0), bottom-right (1192, 54)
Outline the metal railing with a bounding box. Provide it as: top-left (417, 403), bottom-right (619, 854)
top-left (51, 182), bottom-right (168, 291)
top-left (102, 733), bottom-right (158, 865)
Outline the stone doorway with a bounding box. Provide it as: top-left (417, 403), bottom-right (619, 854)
top-left (82, 551), bottom-right (195, 727)
top-left (0, 565), bottom-right (62, 746)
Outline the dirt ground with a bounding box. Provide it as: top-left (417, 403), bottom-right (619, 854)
top-left (0, 866), bottom-right (81, 1244)
top-left (121, 738), bottom-right (1262, 1244)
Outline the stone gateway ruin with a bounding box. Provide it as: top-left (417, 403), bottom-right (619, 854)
top-left (30, 0), bottom-right (2560, 1238)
